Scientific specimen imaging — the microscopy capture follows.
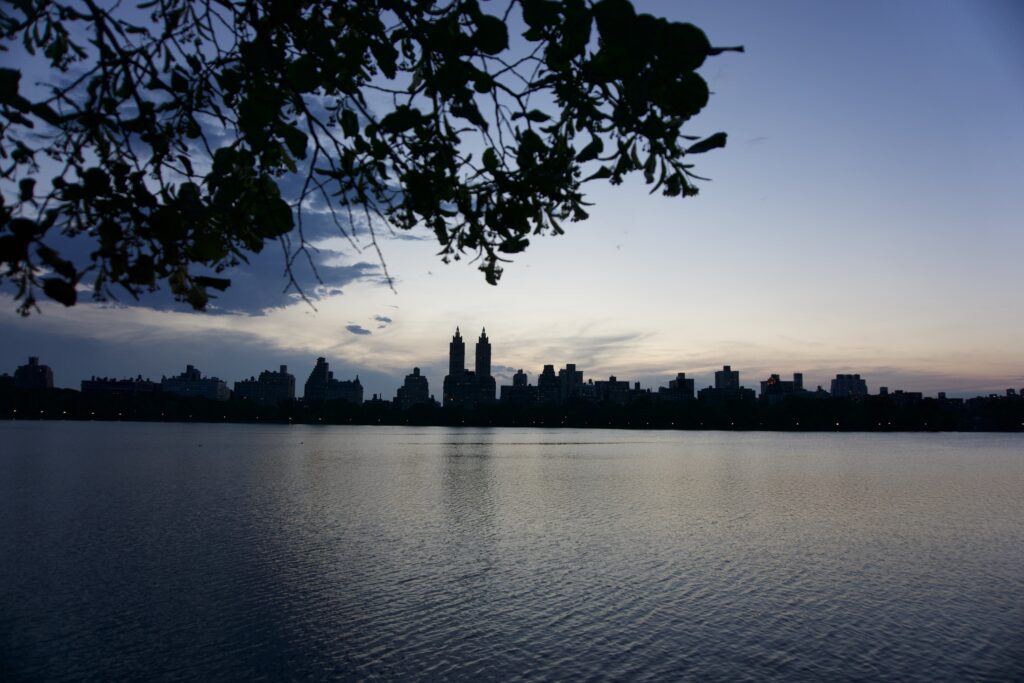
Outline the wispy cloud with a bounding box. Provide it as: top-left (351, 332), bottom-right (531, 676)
top-left (345, 324), bottom-right (372, 336)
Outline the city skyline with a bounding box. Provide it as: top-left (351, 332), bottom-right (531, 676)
top-left (7, 342), bottom-right (1022, 434)
top-left (1, 1), bottom-right (1022, 401)
top-left (5, 321), bottom-right (1023, 404)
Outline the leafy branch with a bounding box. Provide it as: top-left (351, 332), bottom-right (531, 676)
top-left (0, 0), bottom-right (741, 314)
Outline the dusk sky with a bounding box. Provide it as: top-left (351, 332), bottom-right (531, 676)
top-left (2, 0), bottom-right (1022, 399)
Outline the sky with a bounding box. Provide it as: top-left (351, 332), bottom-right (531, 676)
top-left (2, 0), bottom-right (1023, 399)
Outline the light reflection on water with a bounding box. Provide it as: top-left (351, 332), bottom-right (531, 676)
top-left (1, 423), bottom-right (1022, 680)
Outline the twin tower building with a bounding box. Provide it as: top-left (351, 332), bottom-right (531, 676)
top-left (442, 327), bottom-right (496, 408)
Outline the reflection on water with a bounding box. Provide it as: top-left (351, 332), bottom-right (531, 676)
top-left (1, 423), bottom-right (1022, 681)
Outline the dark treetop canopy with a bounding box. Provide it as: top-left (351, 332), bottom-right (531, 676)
top-left (0, 0), bottom-right (740, 314)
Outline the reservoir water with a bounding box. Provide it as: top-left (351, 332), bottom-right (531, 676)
top-left (1, 422), bottom-right (1022, 680)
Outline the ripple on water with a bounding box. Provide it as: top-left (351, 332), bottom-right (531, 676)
top-left (0, 424), bottom-right (1022, 681)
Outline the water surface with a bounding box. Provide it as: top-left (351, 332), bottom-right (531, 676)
top-left (1, 423), bottom-right (1022, 680)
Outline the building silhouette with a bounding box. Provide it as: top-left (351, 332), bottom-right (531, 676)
top-left (303, 357), bottom-right (362, 403)
top-left (396, 367), bottom-right (431, 409)
top-left (502, 367), bottom-right (662, 406)
top-left (442, 327), bottom-right (472, 407)
top-left (715, 365), bottom-right (739, 391)
top-left (234, 365), bottom-right (295, 405)
top-left (500, 369), bottom-right (538, 404)
top-left (14, 357), bottom-right (53, 389)
top-left (658, 372), bottom-right (695, 401)
top-left (593, 376), bottom-right (630, 404)
top-left (759, 373), bottom-right (805, 404)
top-left (558, 363), bottom-right (584, 402)
top-left (630, 381), bottom-right (652, 402)
top-left (162, 365), bottom-right (229, 401)
top-left (475, 329), bottom-right (496, 403)
top-left (887, 389), bottom-right (923, 406)
top-left (442, 327), bottom-right (495, 407)
top-left (537, 364), bottom-right (559, 403)
top-left (699, 365), bottom-right (755, 403)
top-left (82, 375), bottom-right (160, 397)
top-left (831, 373), bottom-right (868, 398)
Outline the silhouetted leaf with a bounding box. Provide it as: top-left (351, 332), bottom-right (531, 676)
top-left (0, 236), bottom-right (28, 264)
top-left (281, 124), bottom-right (308, 159)
top-left (0, 67), bottom-right (20, 102)
top-left (709, 45), bottom-right (745, 55)
top-left (30, 102), bottom-right (60, 125)
top-left (170, 70), bottom-right (188, 93)
top-left (454, 100), bottom-right (487, 128)
top-left (482, 147), bottom-right (500, 172)
top-left (593, 0), bottom-right (636, 44)
top-left (194, 275), bottom-right (231, 291)
top-left (499, 237), bottom-right (529, 253)
top-left (19, 178), bottom-right (35, 202)
top-left (36, 245), bottom-right (75, 279)
top-left (474, 15), bottom-right (508, 54)
top-left (380, 106), bottom-right (421, 133)
top-left (370, 40), bottom-right (398, 79)
top-left (561, 0), bottom-right (592, 54)
top-left (665, 23), bottom-right (712, 71)
top-left (42, 277), bottom-right (76, 306)
top-left (287, 55), bottom-right (318, 91)
top-left (340, 109), bottom-right (359, 137)
top-left (576, 136), bottom-right (603, 162)
top-left (686, 132), bottom-right (727, 154)
top-left (82, 168), bottom-right (110, 195)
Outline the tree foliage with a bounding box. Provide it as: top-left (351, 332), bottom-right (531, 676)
top-left (0, 0), bottom-right (740, 313)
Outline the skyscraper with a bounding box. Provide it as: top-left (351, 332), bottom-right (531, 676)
top-left (443, 327), bottom-right (473, 407)
top-left (475, 328), bottom-right (491, 378)
top-left (304, 357), bottom-right (331, 401)
top-left (475, 328), bottom-right (495, 402)
top-left (537, 364), bottom-right (559, 403)
top-left (449, 327), bottom-right (465, 377)
top-left (443, 326), bottom-right (495, 407)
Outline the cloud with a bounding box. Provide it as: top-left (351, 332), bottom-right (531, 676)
top-left (1, 180), bottom-right (410, 316)
top-left (374, 315), bottom-right (393, 324)
top-left (7, 228), bottom-right (386, 316)
top-left (388, 232), bottom-right (431, 242)
top-left (521, 332), bottom-right (647, 371)
top-left (345, 324), bottom-right (372, 336)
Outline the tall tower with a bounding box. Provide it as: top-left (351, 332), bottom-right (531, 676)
top-left (475, 328), bottom-right (496, 402)
top-left (304, 357), bottom-right (330, 401)
top-left (449, 327), bottom-right (465, 376)
top-left (475, 328), bottom-right (491, 378)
